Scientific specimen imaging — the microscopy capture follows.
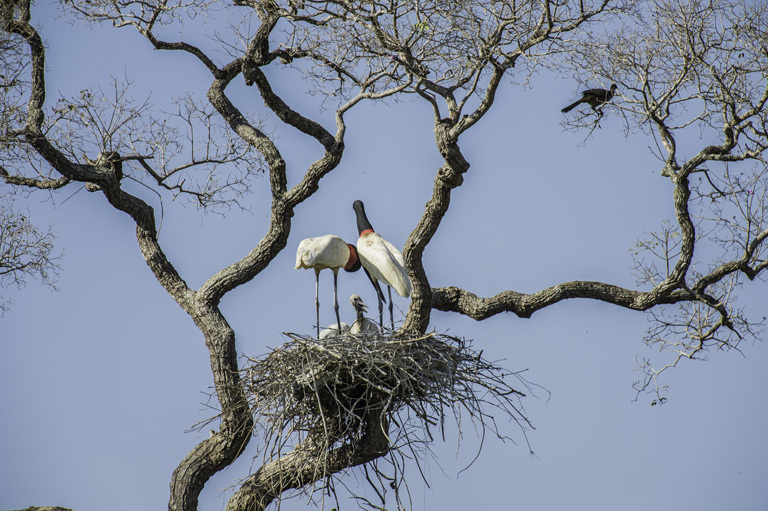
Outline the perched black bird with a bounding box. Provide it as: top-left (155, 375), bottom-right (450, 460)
top-left (561, 84), bottom-right (618, 113)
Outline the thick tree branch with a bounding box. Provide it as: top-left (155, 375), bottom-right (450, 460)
top-left (142, 36), bottom-right (222, 78)
top-left (226, 411), bottom-right (389, 511)
top-left (401, 120), bottom-right (470, 334)
top-left (0, 164), bottom-right (71, 189)
top-left (170, 304), bottom-right (253, 511)
top-left (431, 282), bottom-right (691, 321)
top-left (197, 57), bottom-right (345, 305)
top-left (247, 66), bottom-right (338, 150)
top-left (431, 224), bottom-right (768, 321)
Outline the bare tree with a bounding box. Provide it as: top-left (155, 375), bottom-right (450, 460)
top-left (555, 0), bottom-right (768, 393)
top-left (3, 0), bottom-right (768, 510)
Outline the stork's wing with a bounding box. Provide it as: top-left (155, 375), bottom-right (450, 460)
top-left (380, 236), bottom-right (407, 268)
top-left (358, 234), bottom-right (412, 298)
top-left (295, 234), bottom-right (347, 269)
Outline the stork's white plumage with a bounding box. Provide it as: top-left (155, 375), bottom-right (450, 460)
top-left (319, 322), bottom-right (350, 339)
top-left (352, 200), bottom-right (412, 328)
top-left (295, 234), bottom-right (361, 337)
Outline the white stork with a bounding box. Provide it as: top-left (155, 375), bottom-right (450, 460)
top-left (295, 234), bottom-right (361, 337)
top-left (352, 200), bottom-right (412, 328)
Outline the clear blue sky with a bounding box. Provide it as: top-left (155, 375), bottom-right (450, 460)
top-left (2, 3), bottom-right (767, 511)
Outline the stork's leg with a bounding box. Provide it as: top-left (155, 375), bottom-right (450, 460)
top-left (388, 286), bottom-right (394, 329)
top-left (314, 268), bottom-right (321, 338)
top-left (332, 269), bottom-right (341, 334)
top-left (377, 294), bottom-right (384, 328)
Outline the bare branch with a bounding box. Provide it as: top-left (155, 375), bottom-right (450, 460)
top-left (431, 281), bottom-right (692, 321)
top-left (0, 198), bottom-right (61, 314)
top-left (0, 164), bottom-right (70, 189)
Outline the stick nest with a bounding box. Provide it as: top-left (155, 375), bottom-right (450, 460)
top-left (241, 330), bottom-right (533, 508)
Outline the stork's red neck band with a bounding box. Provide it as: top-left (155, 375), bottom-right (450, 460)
top-left (344, 244), bottom-right (358, 270)
top-left (360, 229), bottom-right (374, 236)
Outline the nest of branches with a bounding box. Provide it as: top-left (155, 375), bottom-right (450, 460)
top-left (241, 330), bottom-right (534, 509)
